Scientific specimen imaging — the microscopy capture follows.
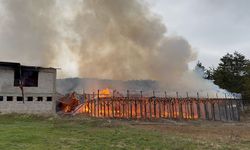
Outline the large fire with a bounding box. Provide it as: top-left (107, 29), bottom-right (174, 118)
top-left (99, 88), bottom-right (111, 98)
top-left (57, 89), bottom-right (240, 121)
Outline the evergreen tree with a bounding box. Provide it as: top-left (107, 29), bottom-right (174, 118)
top-left (213, 52), bottom-right (248, 93)
top-left (205, 67), bottom-right (214, 80)
top-left (195, 61), bottom-right (206, 78)
top-left (194, 61), bottom-right (214, 80)
top-left (243, 61), bottom-right (250, 100)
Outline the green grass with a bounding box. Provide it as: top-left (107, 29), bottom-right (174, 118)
top-left (0, 114), bottom-right (247, 150)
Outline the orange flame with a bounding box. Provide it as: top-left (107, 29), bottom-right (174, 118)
top-left (99, 88), bottom-right (111, 98)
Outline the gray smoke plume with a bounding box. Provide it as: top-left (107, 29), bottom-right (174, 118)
top-left (0, 0), bottom-right (195, 81)
top-left (1, 0), bottom-right (231, 97)
top-left (72, 0), bottom-right (196, 84)
top-left (0, 0), bottom-right (57, 66)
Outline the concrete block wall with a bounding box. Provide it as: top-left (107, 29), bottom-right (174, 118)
top-left (0, 66), bottom-right (57, 115)
top-left (0, 67), bottom-right (56, 94)
top-left (0, 95), bottom-right (54, 114)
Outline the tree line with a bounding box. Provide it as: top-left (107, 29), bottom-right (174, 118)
top-left (196, 51), bottom-right (250, 103)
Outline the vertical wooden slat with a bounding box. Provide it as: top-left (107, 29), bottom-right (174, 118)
top-left (144, 99), bottom-right (147, 119)
top-left (104, 100), bottom-right (106, 117)
top-left (211, 101), bottom-right (216, 121)
top-left (140, 99), bottom-right (143, 119)
top-left (216, 93), bottom-right (222, 121)
top-left (149, 99), bottom-right (152, 120)
top-left (107, 100), bottom-right (110, 118)
top-left (163, 99), bottom-right (166, 118)
top-left (172, 100), bottom-right (175, 119)
top-left (130, 100), bottom-right (133, 119)
top-left (231, 98), bottom-right (235, 120)
top-left (180, 92), bottom-right (184, 119)
top-left (135, 99), bottom-right (137, 119)
top-left (88, 96), bottom-right (90, 114)
top-left (153, 91), bottom-right (156, 118)
top-left (90, 96), bottom-right (93, 116)
top-left (127, 99), bottom-right (130, 119)
top-left (166, 99), bottom-right (169, 118)
top-left (169, 99), bottom-right (173, 119)
top-left (196, 92), bottom-right (201, 119)
top-left (140, 91), bottom-right (143, 119)
top-left (118, 99), bottom-right (121, 118)
top-left (164, 92), bottom-right (167, 118)
top-left (122, 98), bottom-right (125, 118)
top-left (204, 101), bottom-right (208, 120)
top-left (236, 99), bottom-right (241, 121)
top-left (159, 99), bottom-right (161, 118)
top-left (228, 98), bottom-right (232, 121)
top-left (224, 99), bottom-right (228, 120)
top-left (112, 99), bottom-right (114, 118)
top-left (97, 90), bottom-right (99, 117)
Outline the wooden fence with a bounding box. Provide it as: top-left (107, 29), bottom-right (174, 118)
top-left (77, 94), bottom-right (242, 121)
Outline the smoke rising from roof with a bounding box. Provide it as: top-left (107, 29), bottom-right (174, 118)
top-left (0, 0), bottom-right (231, 95)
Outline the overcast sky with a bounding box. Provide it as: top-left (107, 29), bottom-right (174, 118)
top-left (152, 0), bottom-right (250, 68)
top-left (0, 0), bottom-right (249, 70)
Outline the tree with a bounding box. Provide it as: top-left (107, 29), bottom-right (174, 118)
top-left (213, 51), bottom-right (249, 94)
top-left (205, 67), bottom-right (214, 80)
top-left (195, 61), bottom-right (205, 71)
top-left (242, 61), bottom-right (250, 100)
top-left (194, 61), bottom-right (214, 80)
top-left (199, 51), bottom-right (250, 102)
top-left (194, 61), bottom-right (206, 78)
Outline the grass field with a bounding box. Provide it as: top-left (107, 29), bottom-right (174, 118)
top-left (0, 114), bottom-right (250, 150)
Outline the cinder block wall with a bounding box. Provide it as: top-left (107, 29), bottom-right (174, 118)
top-left (0, 67), bottom-right (57, 115)
top-left (0, 96), bottom-right (54, 114)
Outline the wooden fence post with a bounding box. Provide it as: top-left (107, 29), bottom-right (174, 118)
top-left (197, 92), bottom-right (201, 119)
top-left (140, 91), bottom-right (143, 119)
top-left (153, 91), bottom-right (156, 118)
top-left (224, 93), bottom-right (228, 121)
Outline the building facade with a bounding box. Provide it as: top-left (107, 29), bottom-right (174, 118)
top-left (0, 62), bottom-right (57, 114)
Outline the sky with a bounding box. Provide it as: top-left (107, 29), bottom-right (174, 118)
top-left (151, 0), bottom-right (250, 68)
top-left (0, 0), bottom-right (250, 72)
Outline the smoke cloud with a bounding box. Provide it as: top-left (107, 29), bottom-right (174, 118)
top-left (0, 0), bottom-right (58, 66)
top-left (72, 0), bottom-right (196, 84)
top-left (1, 0), bottom-right (230, 96)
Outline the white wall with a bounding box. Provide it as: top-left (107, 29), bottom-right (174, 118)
top-left (0, 100), bottom-right (54, 114)
top-left (0, 66), bottom-right (57, 115)
top-left (0, 67), bottom-right (56, 94)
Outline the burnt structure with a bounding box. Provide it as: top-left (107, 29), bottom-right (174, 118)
top-left (0, 62), bottom-right (57, 114)
top-left (56, 92), bottom-right (83, 113)
top-left (57, 90), bottom-right (243, 121)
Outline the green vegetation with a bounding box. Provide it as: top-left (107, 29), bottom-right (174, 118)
top-left (196, 51), bottom-right (250, 102)
top-left (0, 115), bottom-right (249, 150)
top-left (0, 115), bottom-right (194, 150)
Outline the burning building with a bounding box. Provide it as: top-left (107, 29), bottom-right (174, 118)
top-left (0, 62), bottom-right (57, 114)
top-left (0, 61), bottom-right (242, 121)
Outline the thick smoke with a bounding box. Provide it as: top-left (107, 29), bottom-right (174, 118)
top-left (0, 0), bottom-right (231, 97)
top-left (0, 0), bottom-right (195, 80)
top-left (0, 0), bottom-right (57, 66)
top-left (72, 0), bottom-right (196, 84)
